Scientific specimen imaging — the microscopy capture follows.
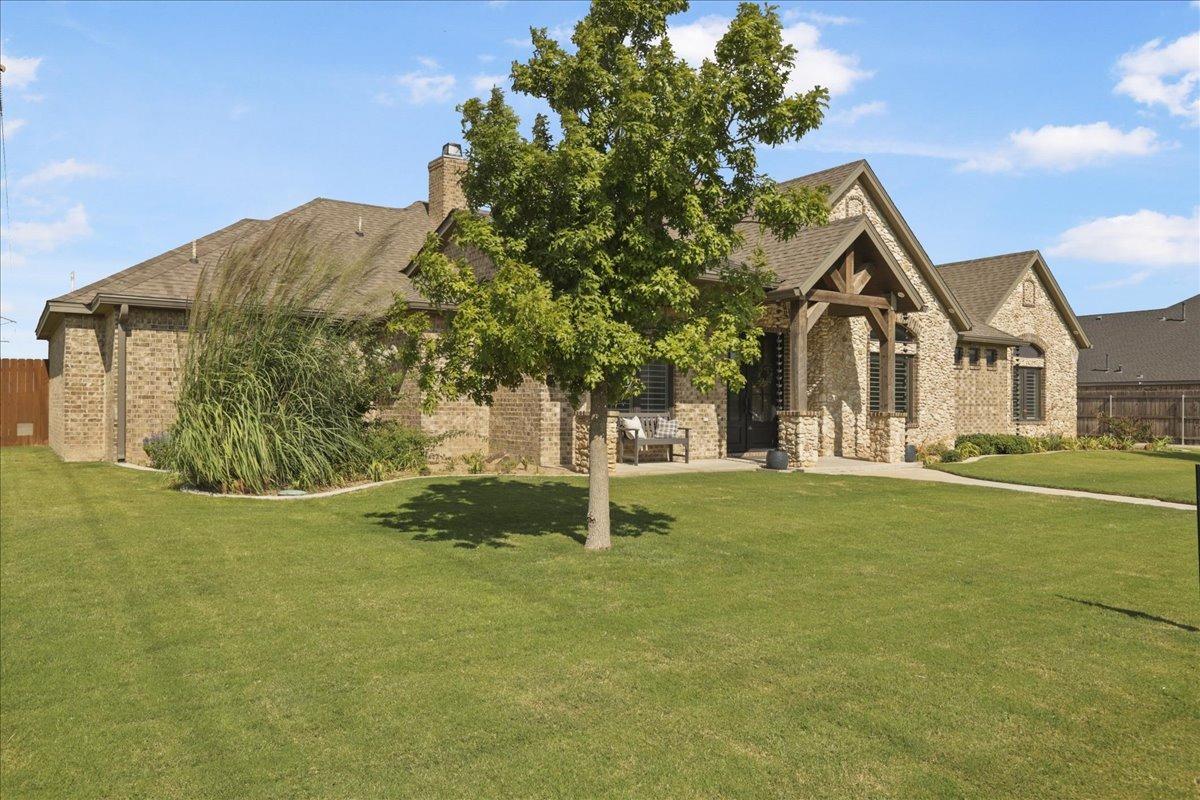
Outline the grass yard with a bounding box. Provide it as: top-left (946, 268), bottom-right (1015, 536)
top-left (1, 447), bottom-right (1196, 799)
top-left (934, 448), bottom-right (1200, 504)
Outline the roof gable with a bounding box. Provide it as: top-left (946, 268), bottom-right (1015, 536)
top-left (937, 250), bottom-right (1090, 349)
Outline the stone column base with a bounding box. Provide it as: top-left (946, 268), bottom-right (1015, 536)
top-left (866, 411), bottom-right (906, 463)
top-left (778, 411), bottom-right (820, 469)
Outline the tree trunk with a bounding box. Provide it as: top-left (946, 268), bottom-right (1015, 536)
top-left (584, 386), bottom-right (612, 551)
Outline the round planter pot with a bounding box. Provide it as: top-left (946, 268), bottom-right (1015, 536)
top-left (765, 449), bottom-right (790, 470)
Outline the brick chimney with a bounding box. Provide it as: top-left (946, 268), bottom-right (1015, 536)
top-left (428, 142), bottom-right (468, 224)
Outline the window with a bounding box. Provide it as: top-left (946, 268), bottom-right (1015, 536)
top-left (1014, 342), bottom-right (1043, 359)
top-left (615, 362), bottom-right (672, 414)
top-left (986, 348), bottom-right (998, 367)
top-left (1012, 366), bottom-right (1043, 421)
top-left (968, 347), bottom-right (980, 367)
top-left (870, 352), bottom-right (916, 422)
top-left (954, 346), bottom-right (963, 366)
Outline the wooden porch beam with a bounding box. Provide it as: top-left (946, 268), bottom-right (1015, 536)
top-left (841, 250), bottom-right (854, 293)
top-left (788, 298), bottom-right (807, 412)
top-left (880, 307), bottom-right (896, 413)
top-left (809, 289), bottom-right (891, 309)
top-left (805, 301), bottom-right (829, 334)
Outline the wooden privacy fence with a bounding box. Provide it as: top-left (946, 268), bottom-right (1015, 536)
top-left (1077, 389), bottom-right (1200, 444)
top-left (1, 359), bottom-right (49, 447)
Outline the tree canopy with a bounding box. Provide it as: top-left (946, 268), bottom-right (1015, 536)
top-left (391, 0), bottom-right (830, 548)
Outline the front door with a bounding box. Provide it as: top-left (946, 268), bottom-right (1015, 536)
top-left (727, 334), bottom-right (780, 453)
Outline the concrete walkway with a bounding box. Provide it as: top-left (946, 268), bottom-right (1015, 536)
top-left (807, 455), bottom-right (1194, 511)
top-left (611, 457), bottom-right (761, 477)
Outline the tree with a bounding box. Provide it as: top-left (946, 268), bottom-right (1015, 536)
top-left (393, 0), bottom-right (829, 549)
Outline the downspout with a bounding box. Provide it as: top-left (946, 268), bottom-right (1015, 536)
top-left (117, 304), bottom-right (129, 462)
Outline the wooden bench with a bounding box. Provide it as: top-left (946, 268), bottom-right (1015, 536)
top-left (617, 415), bottom-right (690, 466)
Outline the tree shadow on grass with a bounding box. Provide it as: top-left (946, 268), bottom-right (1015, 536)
top-left (364, 477), bottom-right (675, 549)
top-left (1057, 595), bottom-right (1198, 633)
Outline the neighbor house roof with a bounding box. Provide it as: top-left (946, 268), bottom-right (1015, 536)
top-left (38, 198), bottom-right (436, 338)
top-left (1077, 294), bottom-right (1199, 385)
top-left (936, 250), bottom-right (1090, 349)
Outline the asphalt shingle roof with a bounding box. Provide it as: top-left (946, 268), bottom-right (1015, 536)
top-left (51, 198), bottom-right (435, 313)
top-left (732, 215), bottom-right (864, 290)
top-left (1077, 294), bottom-right (1199, 384)
top-left (936, 251), bottom-right (1036, 326)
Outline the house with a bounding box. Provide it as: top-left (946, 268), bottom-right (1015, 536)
top-left (1076, 294), bottom-right (1199, 442)
top-left (36, 144), bottom-right (1089, 468)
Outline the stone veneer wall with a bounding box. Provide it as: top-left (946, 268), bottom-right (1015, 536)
top-left (829, 182), bottom-right (959, 451)
top-left (777, 410), bottom-right (819, 468)
top-left (988, 268), bottom-right (1079, 437)
top-left (866, 411), bottom-right (906, 463)
top-left (808, 315), bottom-right (869, 458)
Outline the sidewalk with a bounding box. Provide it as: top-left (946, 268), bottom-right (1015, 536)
top-left (806, 456), bottom-right (1193, 511)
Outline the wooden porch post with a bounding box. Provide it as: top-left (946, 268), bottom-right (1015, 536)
top-left (880, 306), bottom-right (896, 413)
top-left (788, 298), bottom-right (808, 412)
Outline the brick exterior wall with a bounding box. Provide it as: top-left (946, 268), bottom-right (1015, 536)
top-left (47, 314), bottom-right (110, 461)
top-left (45, 181), bottom-right (1080, 466)
top-left (954, 349), bottom-right (1012, 434)
top-left (122, 308), bottom-right (188, 462)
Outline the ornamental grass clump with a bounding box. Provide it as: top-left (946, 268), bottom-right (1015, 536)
top-left (165, 224), bottom-right (393, 493)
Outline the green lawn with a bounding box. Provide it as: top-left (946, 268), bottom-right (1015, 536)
top-left (934, 449), bottom-right (1200, 504)
top-left (1, 447), bottom-right (1196, 799)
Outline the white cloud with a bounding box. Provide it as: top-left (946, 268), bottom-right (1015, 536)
top-left (5, 118), bottom-right (28, 137)
top-left (1048, 209), bottom-right (1199, 284)
top-left (828, 100), bottom-right (886, 124)
top-left (4, 205), bottom-right (92, 253)
top-left (670, 15), bottom-right (870, 96)
top-left (383, 58), bottom-right (458, 105)
top-left (784, 9), bottom-right (856, 26)
top-left (471, 73), bottom-right (508, 93)
top-left (0, 54), bottom-right (42, 89)
top-left (18, 158), bottom-right (107, 187)
top-left (958, 122), bottom-right (1163, 173)
top-left (1114, 32), bottom-right (1199, 121)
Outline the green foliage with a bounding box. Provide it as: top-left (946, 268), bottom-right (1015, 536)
top-left (161, 225), bottom-right (395, 493)
top-left (956, 432), bottom-right (1143, 458)
top-left (462, 451), bottom-right (487, 474)
top-left (142, 433), bottom-right (174, 470)
top-left (939, 448), bottom-right (965, 463)
top-left (1146, 436), bottom-right (1173, 452)
top-left (363, 421), bottom-right (447, 476)
top-left (392, 0), bottom-right (830, 411)
top-left (1097, 413), bottom-right (1152, 442)
top-left (956, 442), bottom-right (981, 459)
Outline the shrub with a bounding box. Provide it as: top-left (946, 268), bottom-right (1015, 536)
top-left (955, 434), bottom-right (996, 455)
top-left (162, 224), bottom-right (396, 493)
top-left (1146, 436), bottom-right (1173, 452)
top-left (940, 448), bottom-right (965, 463)
top-left (363, 422), bottom-right (445, 475)
top-left (916, 442), bottom-right (948, 465)
top-left (462, 451), bottom-right (487, 474)
top-left (1097, 413), bottom-right (1152, 442)
top-left (956, 441), bottom-right (982, 459)
top-left (142, 432), bottom-right (174, 469)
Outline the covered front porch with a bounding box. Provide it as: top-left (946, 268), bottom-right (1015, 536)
top-left (732, 215), bottom-right (922, 467)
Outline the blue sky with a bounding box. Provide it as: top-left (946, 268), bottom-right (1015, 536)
top-left (1, 0), bottom-right (1197, 357)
